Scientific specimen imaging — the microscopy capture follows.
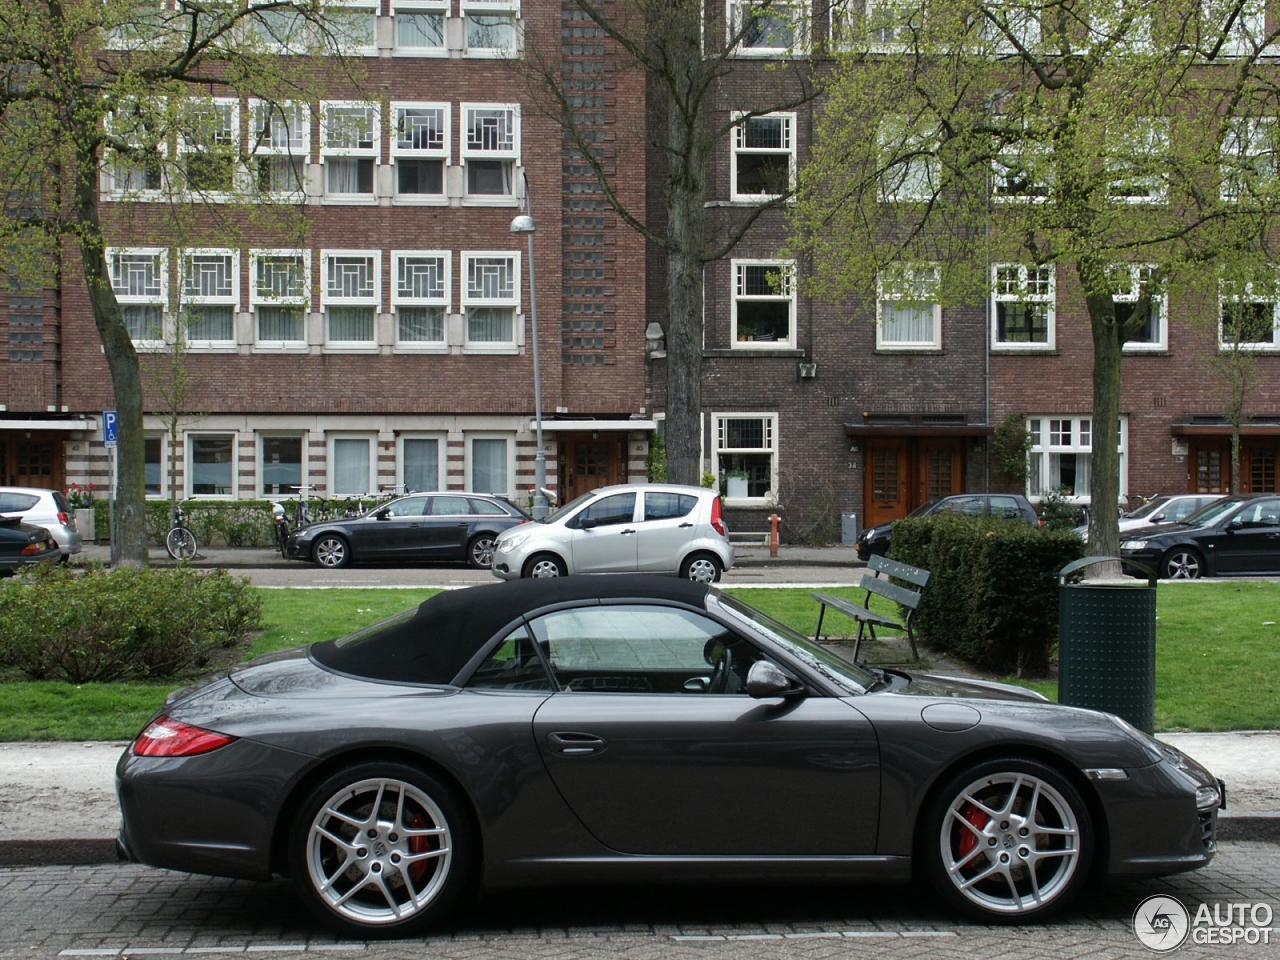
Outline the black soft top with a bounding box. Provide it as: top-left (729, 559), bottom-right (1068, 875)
top-left (310, 575), bottom-right (712, 685)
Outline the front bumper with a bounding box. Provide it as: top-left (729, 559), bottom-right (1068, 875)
top-left (1099, 754), bottom-right (1220, 878)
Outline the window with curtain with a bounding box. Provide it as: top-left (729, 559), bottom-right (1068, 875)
top-left (250, 100), bottom-right (308, 199)
top-left (877, 263), bottom-right (940, 349)
top-left (333, 437), bottom-right (372, 495)
top-left (462, 0), bottom-right (520, 54)
top-left (402, 437), bottom-right (441, 492)
top-left (252, 250), bottom-right (309, 345)
top-left (463, 252), bottom-right (517, 346)
top-left (393, 104), bottom-right (449, 199)
top-left (109, 248), bottom-right (166, 346)
top-left (469, 437), bottom-right (508, 494)
top-left (393, 0), bottom-right (448, 51)
top-left (181, 250), bottom-right (238, 344)
top-left (395, 252), bottom-right (449, 344)
top-left (190, 435), bottom-right (234, 496)
top-left (462, 105), bottom-right (518, 198)
top-left (323, 102), bottom-right (379, 199)
top-left (324, 252), bottom-right (379, 344)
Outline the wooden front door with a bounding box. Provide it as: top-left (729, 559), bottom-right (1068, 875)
top-left (0, 436), bottom-right (64, 489)
top-left (1190, 439), bottom-right (1279, 494)
top-left (558, 434), bottom-right (625, 499)
top-left (863, 437), bottom-right (964, 527)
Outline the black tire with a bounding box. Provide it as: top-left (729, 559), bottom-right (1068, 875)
top-left (919, 757), bottom-right (1093, 923)
top-left (680, 552), bottom-right (723, 583)
top-left (288, 762), bottom-right (474, 938)
top-left (466, 534), bottom-right (497, 569)
top-left (165, 527), bottom-right (198, 560)
top-left (1161, 547), bottom-right (1204, 580)
top-left (313, 534), bottom-right (352, 569)
top-left (523, 552), bottom-right (567, 578)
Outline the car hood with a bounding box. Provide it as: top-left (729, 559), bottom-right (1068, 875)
top-left (893, 671), bottom-right (1049, 702)
top-left (1121, 521), bottom-right (1201, 542)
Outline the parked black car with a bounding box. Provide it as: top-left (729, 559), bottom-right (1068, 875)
top-left (284, 493), bottom-right (529, 569)
top-left (1120, 493), bottom-right (1280, 579)
top-left (855, 493), bottom-right (1039, 561)
top-left (0, 516), bottom-right (60, 574)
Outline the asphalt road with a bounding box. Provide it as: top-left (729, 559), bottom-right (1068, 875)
top-left (1, 843), bottom-right (1276, 959)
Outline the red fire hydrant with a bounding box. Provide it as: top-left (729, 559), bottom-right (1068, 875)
top-left (769, 513), bottom-right (780, 557)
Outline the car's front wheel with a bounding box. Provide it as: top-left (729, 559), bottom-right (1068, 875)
top-left (524, 553), bottom-right (567, 577)
top-left (466, 534), bottom-right (497, 569)
top-left (921, 758), bottom-right (1093, 922)
top-left (1162, 547), bottom-right (1204, 580)
top-left (680, 552), bottom-right (723, 583)
top-left (289, 762), bottom-right (474, 938)
top-left (313, 534), bottom-right (352, 569)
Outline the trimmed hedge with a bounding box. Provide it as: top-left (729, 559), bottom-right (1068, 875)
top-left (0, 564), bottom-right (263, 683)
top-left (91, 499), bottom-right (357, 548)
top-left (891, 515), bottom-right (1084, 677)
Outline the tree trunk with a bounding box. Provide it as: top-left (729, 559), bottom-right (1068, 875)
top-left (1084, 279), bottom-right (1123, 576)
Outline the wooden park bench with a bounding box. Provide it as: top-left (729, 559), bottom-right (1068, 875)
top-left (811, 554), bottom-right (932, 662)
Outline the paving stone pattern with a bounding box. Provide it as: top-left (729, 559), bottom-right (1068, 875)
top-left (0, 842), bottom-right (1276, 960)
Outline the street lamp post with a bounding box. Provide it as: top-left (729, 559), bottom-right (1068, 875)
top-left (510, 177), bottom-right (549, 520)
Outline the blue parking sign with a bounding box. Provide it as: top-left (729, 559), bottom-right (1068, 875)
top-left (103, 409), bottom-right (118, 447)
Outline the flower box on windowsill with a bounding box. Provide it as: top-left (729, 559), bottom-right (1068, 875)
top-left (726, 476), bottom-right (749, 499)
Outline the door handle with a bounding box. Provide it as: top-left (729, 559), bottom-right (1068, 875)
top-left (547, 732), bottom-right (607, 756)
top-left (679, 522), bottom-right (694, 528)
top-left (619, 528), bottom-right (636, 536)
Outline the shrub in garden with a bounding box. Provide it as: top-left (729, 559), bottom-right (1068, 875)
top-left (892, 515), bottom-right (1083, 677)
top-left (0, 564), bottom-right (263, 683)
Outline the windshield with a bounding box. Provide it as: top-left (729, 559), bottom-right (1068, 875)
top-left (714, 592), bottom-right (879, 694)
top-left (907, 499), bottom-right (942, 519)
top-left (541, 490), bottom-right (596, 524)
top-left (1125, 497), bottom-right (1170, 520)
top-left (1181, 497), bottom-right (1247, 528)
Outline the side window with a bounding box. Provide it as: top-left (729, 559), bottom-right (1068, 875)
top-left (530, 605), bottom-right (761, 695)
top-left (989, 496), bottom-right (1022, 519)
top-left (0, 493), bottom-right (40, 512)
top-left (430, 496), bottom-right (474, 516)
top-left (468, 498), bottom-right (508, 515)
top-left (573, 493), bottom-right (636, 528)
top-left (644, 492), bottom-right (697, 521)
top-left (467, 627), bottom-right (553, 691)
top-left (935, 496), bottom-right (982, 516)
top-left (383, 496), bottom-right (429, 518)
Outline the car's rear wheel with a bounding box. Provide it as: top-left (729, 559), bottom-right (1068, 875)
top-left (289, 762), bottom-right (474, 938)
top-left (921, 758), bottom-right (1093, 922)
top-left (680, 552), bottom-right (723, 583)
top-left (524, 553), bottom-right (567, 578)
top-left (314, 534), bottom-right (351, 569)
top-left (1161, 547), bottom-right (1203, 580)
top-left (466, 534), bottom-right (497, 569)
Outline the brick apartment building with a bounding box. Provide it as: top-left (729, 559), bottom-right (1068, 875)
top-left (5, 0), bottom-right (1280, 542)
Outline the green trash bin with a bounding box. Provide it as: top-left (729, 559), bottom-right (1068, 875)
top-left (1058, 556), bottom-right (1158, 734)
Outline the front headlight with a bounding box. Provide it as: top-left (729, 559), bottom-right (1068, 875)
top-left (1196, 784), bottom-right (1222, 810)
top-left (498, 534), bottom-right (528, 552)
top-left (1120, 539), bottom-right (1149, 551)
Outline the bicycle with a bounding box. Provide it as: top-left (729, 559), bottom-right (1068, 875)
top-left (164, 502), bottom-right (199, 560)
top-left (271, 485), bottom-right (319, 558)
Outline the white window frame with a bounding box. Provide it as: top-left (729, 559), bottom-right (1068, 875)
top-left (1026, 416), bottom-right (1128, 504)
top-left (175, 97), bottom-right (240, 200)
top-left (321, 101), bottom-right (380, 202)
top-left (1089, 0), bottom-right (1153, 52)
top-left (322, 250), bottom-right (381, 349)
top-left (1107, 117), bottom-right (1168, 204)
top-left (258, 432), bottom-right (309, 497)
top-left (878, 114), bottom-right (939, 202)
top-left (1205, 0), bottom-right (1265, 58)
top-left (1219, 275), bottom-right (1280, 351)
top-left (728, 0), bottom-right (809, 56)
top-left (391, 102), bottom-right (450, 202)
top-left (865, 0), bottom-right (925, 52)
top-left (186, 431), bottom-right (239, 499)
top-left (250, 2), bottom-right (313, 54)
top-left (991, 263), bottom-right (1056, 350)
top-left (1220, 116), bottom-right (1276, 202)
top-left (144, 433), bottom-right (167, 498)
top-left (101, 104), bottom-right (166, 200)
top-left (391, 0), bottom-right (449, 55)
top-left (249, 100), bottom-right (309, 201)
top-left (712, 412), bottom-right (778, 505)
top-left (398, 432), bottom-right (448, 492)
top-left (104, 0), bottom-right (169, 50)
top-left (466, 433), bottom-right (514, 496)
top-left (107, 246), bottom-right (168, 350)
top-left (463, 250), bottom-right (520, 351)
top-left (978, 1), bottom-right (1040, 54)
top-left (179, 248), bottom-right (239, 349)
top-left (392, 250), bottom-right (451, 350)
top-left (1114, 263), bottom-right (1167, 353)
top-left (731, 112), bottom-right (795, 201)
top-left (876, 262), bottom-right (941, 350)
top-left (991, 135), bottom-right (1052, 202)
top-left (731, 260), bottom-right (796, 348)
top-left (321, 0), bottom-right (379, 56)
top-left (461, 0), bottom-right (522, 57)
top-left (328, 433), bottom-right (378, 497)
top-left (251, 248), bottom-right (311, 350)
top-left (461, 103), bottom-right (519, 203)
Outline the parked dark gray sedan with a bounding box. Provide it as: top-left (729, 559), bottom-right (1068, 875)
top-left (116, 577), bottom-right (1221, 937)
top-left (284, 493), bottom-right (529, 569)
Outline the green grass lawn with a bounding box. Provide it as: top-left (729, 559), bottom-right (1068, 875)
top-left (1, 581), bottom-right (1277, 740)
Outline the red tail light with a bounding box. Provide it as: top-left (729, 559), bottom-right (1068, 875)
top-left (57, 511), bottom-right (71, 526)
top-left (20, 540), bottom-right (53, 556)
top-left (711, 496), bottom-right (727, 537)
top-left (133, 715), bottom-right (237, 757)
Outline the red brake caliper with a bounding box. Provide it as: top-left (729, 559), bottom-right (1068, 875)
top-left (407, 810), bottom-right (433, 884)
top-left (957, 804), bottom-right (989, 859)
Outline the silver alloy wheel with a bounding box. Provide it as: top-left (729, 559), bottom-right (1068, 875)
top-left (939, 771), bottom-right (1082, 916)
top-left (304, 776), bottom-right (453, 926)
top-left (468, 536), bottom-right (496, 569)
top-left (1163, 549), bottom-right (1202, 579)
top-left (315, 536), bottom-right (349, 568)
top-left (684, 555), bottom-right (721, 583)
top-left (528, 556), bottom-right (564, 577)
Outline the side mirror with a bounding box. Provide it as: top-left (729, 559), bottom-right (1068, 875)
top-left (374, 510), bottom-right (391, 521)
top-left (1150, 513), bottom-right (1166, 523)
top-left (577, 516), bottom-right (598, 530)
top-left (745, 660), bottom-right (804, 699)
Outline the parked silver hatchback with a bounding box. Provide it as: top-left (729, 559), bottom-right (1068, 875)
top-left (491, 483), bottom-right (734, 582)
top-left (0, 486), bottom-right (84, 560)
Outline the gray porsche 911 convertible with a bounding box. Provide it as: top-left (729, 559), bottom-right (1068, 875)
top-left (116, 577), bottom-right (1222, 937)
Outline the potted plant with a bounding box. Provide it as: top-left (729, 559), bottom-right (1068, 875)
top-left (65, 483), bottom-right (96, 541)
top-left (724, 469), bottom-right (749, 499)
